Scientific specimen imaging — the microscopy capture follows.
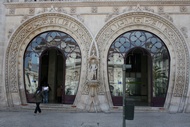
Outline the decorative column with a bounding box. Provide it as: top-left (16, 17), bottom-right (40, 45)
top-left (87, 80), bottom-right (100, 112)
top-left (86, 53), bottom-right (101, 112)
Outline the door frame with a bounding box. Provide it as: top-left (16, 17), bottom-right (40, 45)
top-left (110, 47), bottom-right (169, 107)
top-left (39, 47), bottom-right (66, 103)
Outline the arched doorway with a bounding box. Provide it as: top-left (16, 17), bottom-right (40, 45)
top-left (40, 48), bottom-right (65, 103)
top-left (108, 30), bottom-right (170, 107)
top-left (124, 48), bottom-right (151, 106)
top-left (24, 31), bottom-right (82, 104)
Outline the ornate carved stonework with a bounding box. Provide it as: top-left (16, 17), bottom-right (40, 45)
top-left (86, 80), bottom-right (101, 112)
top-left (21, 15), bottom-right (29, 23)
top-left (105, 13), bottom-right (116, 22)
top-left (3, 1), bottom-right (190, 112)
top-left (88, 55), bottom-right (99, 81)
top-left (70, 7), bottom-right (76, 14)
top-left (81, 36), bottom-right (105, 95)
top-left (37, 6), bottom-right (67, 14)
top-left (9, 8), bottom-right (15, 15)
top-left (29, 8), bottom-right (35, 15)
top-left (158, 6), bottom-right (164, 13)
top-left (82, 82), bottom-right (90, 95)
top-left (113, 7), bottom-right (119, 14)
top-left (180, 6), bottom-right (188, 12)
top-left (96, 12), bottom-right (189, 98)
top-left (6, 13), bottom-right (92, 100)
top-left (71, 14), bottom-right (84, 23)
top-left (36, 6), bottom-right (84, 23)
top-left (91, 7), bottom-right (97, 13)
top-left (85, 50), bottom-right (101, 111)
top-left (181, 27), bottom-right (188, 38)
top-left (128, 4), bottom-right (154, 13)
top-left (4, 1), bottom-right (190, 9)
top-left (105, 7), bottom-right (121, 22)
top-left (57, 7), bottom-right (67, 13)
top-left (160, 13), bottom-right (173, 22)
top-left (8, 28), bottom-right (14, 39)
top-left (106, 4), bottom-right (155, 22)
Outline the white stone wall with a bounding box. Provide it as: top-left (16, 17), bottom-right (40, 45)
top-left (0, 1), bottom-right (7, 107)
top-left (1, 1), bottom-right (190, 112)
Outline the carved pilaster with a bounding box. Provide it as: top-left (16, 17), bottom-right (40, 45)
top-left (86, 80), bottom-right (101, 112)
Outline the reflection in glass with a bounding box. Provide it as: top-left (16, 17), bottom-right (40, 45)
top-left (108, 31), bottom-right (170, 99)
top-left (24, 53), bottom-right (39, 94)
top-left (24, 31), bottom-right (81, 102)
top-left (152, 50), bottom-right (169, 97)
top-left (65, 52), bottom-right (81, 95)
top-left (108, 66), bottom-right (123, 96)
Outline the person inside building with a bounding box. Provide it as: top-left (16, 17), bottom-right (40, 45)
top-left (57, 85), bottom-right (63, 103)
top-left (42, 82), bottom-right (51, 103)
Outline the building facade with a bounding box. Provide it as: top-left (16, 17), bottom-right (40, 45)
top-left (0, 0), bottom-right (190, 113)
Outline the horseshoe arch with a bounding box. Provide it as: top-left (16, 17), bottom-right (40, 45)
top-left (96, 11), bottom-right (189, 113)
top-left (5, 13), bottom-right (93, 106)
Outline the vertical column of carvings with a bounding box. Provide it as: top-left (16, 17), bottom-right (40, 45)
top-left (97, 48), bottom-right (106, 95)
top-left (96, 23), bottom-right (112, 97)
top-left (174, 37), bottom-right (188, 97)
top-left (165, 6), bottom-right (189, 99)
top-left (8, 25), bottom-right (30, 94)
top-left (157, 24), bottom-right (188, 98)
top-left (174, 52), bottom-right (185, 97)
top-left (8, 41), bottom-right (18, 92)
top-left (178, 6), bottom-right (190, 100)
top-left (0, 5), bottom-right (5, 94)
top-left (0, 4), bottom-right (7, 104)
top-left (89, 46), bottom-right (104, 95)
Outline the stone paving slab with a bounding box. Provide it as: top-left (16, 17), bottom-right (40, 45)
top-left (0, 110), bottom-right (190, 127)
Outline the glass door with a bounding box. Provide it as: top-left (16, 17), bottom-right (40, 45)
top-left (24, 31), bottom-right (82, 104)
top-left (151, 50), bottom-right (169, 106)
top-left (39, 48), bottom-right (65, 104)
top-left (108, 30), bottom-right (170, 107)
top-left (125, 49), bottom-right (149, 106)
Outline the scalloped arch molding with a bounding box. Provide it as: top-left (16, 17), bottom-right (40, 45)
top-left (5, 12), bottom-right (190, 113)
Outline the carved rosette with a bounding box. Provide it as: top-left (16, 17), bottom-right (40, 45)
top-left (6, 13), bottom-right (92, 97)
top-left (96, 12), bottom-right (189, 98)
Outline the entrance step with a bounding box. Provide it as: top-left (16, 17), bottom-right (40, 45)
top-left (8, 104), bottom-right (166, 113)
top-left (18, 103), bottom-right (85, 112)
top-left (110, 106), bottom-right (166, 113)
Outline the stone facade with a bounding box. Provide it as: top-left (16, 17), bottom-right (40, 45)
top-left (0, 0), bottom-right (190, 113)
top-left (0, 0), bottom-right (7, 107)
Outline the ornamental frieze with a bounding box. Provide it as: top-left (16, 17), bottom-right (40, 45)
top-left (96, 12), bottom-right (189, 97)
top-left (4, 1), bottom-right (190, 9)
top-left (16, 14), bottom-right (89, 45)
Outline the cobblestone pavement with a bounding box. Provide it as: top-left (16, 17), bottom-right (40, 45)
top-left (0, 109), bottom-right (190, 127)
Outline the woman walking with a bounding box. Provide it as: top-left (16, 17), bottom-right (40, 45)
top-left (34, 88), bottom-right (43, 114)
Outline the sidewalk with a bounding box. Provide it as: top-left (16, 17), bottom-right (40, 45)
top-left (0, 109), bottom-right (189, 127)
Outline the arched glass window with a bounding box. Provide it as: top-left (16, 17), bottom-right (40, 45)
top-left (24, 31), bottom-right (81, 104)
top-left (108, 30), bottom-right (170, 107)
